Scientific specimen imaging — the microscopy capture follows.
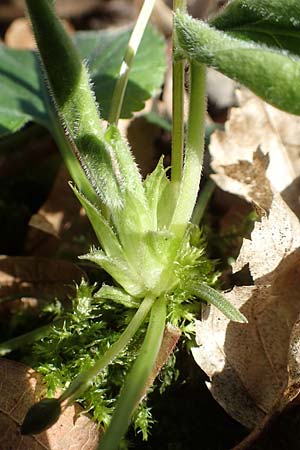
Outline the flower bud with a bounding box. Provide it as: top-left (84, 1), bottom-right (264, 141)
top-left (21, 398), bottom-right (61, 435)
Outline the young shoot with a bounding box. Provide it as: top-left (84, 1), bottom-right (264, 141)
top-left (21, 0), bottom-right (248, 448)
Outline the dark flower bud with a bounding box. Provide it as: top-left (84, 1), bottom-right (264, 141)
top-left (21, 398), bottom-right (61, 435)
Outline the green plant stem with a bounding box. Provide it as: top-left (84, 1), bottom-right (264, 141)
top-left (26, 0), bottom-right (123, 212)
top-left (98, 295), bottom-right (167, 450)
top-left (171, 62), bottom-right (206, 230)
top-left (171, 0), bottom-right (186, 186)
top-left (171, 60), bottom-right (184, 186)
top-left (0, 319), bottom-right (63, 356)
top-left (38, 64), bottom-right (99, 205)
top-left (58, 295), bottom-right (155, 404)
top-left (108, 0), bottom-right (157, 125)
top-left (191, 178), bottom-right (215, 225)
top-left (171, 0), bottom-right (186, 210)
top-left (25, 0), bottom-right (105, 136)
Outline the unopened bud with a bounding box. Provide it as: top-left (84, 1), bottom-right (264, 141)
top-left (21, 398), bottom-right (61, 435)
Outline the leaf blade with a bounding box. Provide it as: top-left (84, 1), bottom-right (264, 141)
top-left (190, 282), bottom-right (248, 323)
top-left (0, 26), bottom-right (166, 139)
top-left (175, 11), bottom-right (300, 115)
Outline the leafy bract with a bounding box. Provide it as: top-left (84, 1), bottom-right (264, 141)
top-left (175, 0), bottom-right (300, 115)
top-left (0, 26), bottom-right (166, 139)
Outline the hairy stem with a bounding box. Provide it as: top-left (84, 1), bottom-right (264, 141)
top-left (51, 120), bottom-right (101, 206)
top-left (98, 295), bottom-right (167, 450)
top-left (171, 62), bottom-right (206, 230)
top-left (26, 0), bottom-right (123, 211)
top-left (108, 0), bottom-right (157, 124)
top-left (171, 0), bottom-right (186, 186)
top-left (58, 295), bottom-right (155, 404)
top-left (191, 178), bottom-right (215, 225)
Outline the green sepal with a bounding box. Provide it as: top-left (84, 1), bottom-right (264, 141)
top-left (105, 125), bottom-right (145, 200)
top-left (190, 282), bottom-right (247, 323)
top-left (21, 398), bottom-right (61, 435)
top-left (95, 285), bottom-right (140, 309)
top-left (80, 250), bottom-right (146, 298)
top-left (175, 11), bottom-right (300, 115)
top-left (104, 125), bottom-right (150, 232)
top-left (143, 156), bottom-right (170, 229)
top-left (111, 192), bottom-right (152, 271)
top-left (144, 229), bottom-right (175, 265)
top-left (70, 184), bottom-right (123, 258)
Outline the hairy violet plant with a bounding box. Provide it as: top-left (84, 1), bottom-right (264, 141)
top-left (17, 0), bottom-right (300, 448)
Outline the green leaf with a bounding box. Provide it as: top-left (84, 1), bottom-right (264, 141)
top-left (143, 157), bottom-right (170, 229)
top-left (142, 111), bottom-right (172, 132)
top-left (81, 250), bottom-right (146, 298)
top-left (190, 282), bottom-right (247, 323)
top-left (175, 8), bottom-right (300, 115)
top-left (71, 185), bottom-right (124, 258)
top-left (0, 26), bottom-right (166, 140)
top-left (0, 47), bottom-right (48, 136)
top-left (95, 285), bottom-right (140, 308)
top-left (105, 125), bottom-right (146, 205)
top-left (210, 0), bottom-right (300, 57)
top-left (75, 26), bottom-right (166, 119)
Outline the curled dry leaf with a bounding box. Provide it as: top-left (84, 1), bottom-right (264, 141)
top-left (192, 90), bottom-right (300, 438)
top-left (0, 358), bottom-right (100, 449)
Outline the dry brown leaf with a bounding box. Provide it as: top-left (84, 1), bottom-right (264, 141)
top-left (54, 0), bottom-right (102, 18)
top-left (0, 254), bottom-right (85, 338)
top-left (142, 323), bottom-right (181, 399)
top-left (0, 0), bottom-right (103, 20)
top-left (29, 213), bottom-right (60, 239)
top-left (152, 0), bottom-right (172, 36)
top-left (0, 255), bottom-right (85, 304)
top-left (192, 91), bottom-right (300, 438)
top-left (286, 316), bottom-right (300, 403)
top-left (4, 17), bottom-right (74, 49)
top-left (210, 88), bottom-right (300, 216)
top-left (25, 166), bottom-right (95, 257)
top-left (126, 116), bottom-right (163, 177)
top-left (0, 358), bottom-right (100, 450)
top-left (192, 287), bottom-right (265, 429)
